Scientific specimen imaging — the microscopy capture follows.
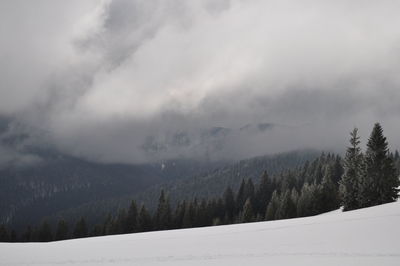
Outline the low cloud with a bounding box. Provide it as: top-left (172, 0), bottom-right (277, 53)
top-left (1, 0), bottom-right (400, 164)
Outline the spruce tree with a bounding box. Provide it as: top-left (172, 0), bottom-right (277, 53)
top-left (223, 187), bottom-right (235, 223)
top-left (138, 205), bottom-right (152, 232)
top-left (0, 225), bottom-right (10, 242)
top-left (360, 123), bottom-right (399, 207)
top-left (321, 165), bottom-right (340, 212)
top-left (275, 190), bottom-right (297, 219)
top-left (38, 221), bottom-right (53, 242)
top-left (236, 179), bottom-right (247, 212)
top-left (155, 190), bottom-right (172, 230)
top-left (182, 202), bottom-right (193, 228)
top-left (340, 128), bottom-right (363, 211)
top-left (73, 217), bottom-right (88, 238)
top-left (255, 171), bottom-right (274, 216)
top-left (55, 219), bottom-right (69, 240)
top-left (21, 226), bottom-right (33, 242)
top-left (265, 190), bottom-right (279, 220)
top-left (126, 200), bottom-right (138, 233)
top-left (241, 198), bottom-right (254, 223)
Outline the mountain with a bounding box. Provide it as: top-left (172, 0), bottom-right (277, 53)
top-left (2, 199), bottom-right (399, 265)
top-left (40, 150), bottom-right (319, 228)
top-left (0, 116), bottom-right (314, 230)
top-left (0, 156), bottom-right (224, 229)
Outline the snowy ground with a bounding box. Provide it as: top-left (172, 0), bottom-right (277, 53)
top-left (1, 201), bottom-right (400, 266)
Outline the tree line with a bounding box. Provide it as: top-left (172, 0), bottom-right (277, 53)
top-left (0, 123), bottom-right (398, 242)
top-left (340, 123), bottom-right (399, 211)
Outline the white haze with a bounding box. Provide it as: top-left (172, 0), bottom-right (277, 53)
top-left (1, 0), bottom-right (400, 163)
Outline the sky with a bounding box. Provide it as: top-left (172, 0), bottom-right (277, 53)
top-left (1, 0), bottom-right (400, 164)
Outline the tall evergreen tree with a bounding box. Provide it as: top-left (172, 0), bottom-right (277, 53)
top-left (126, 200), bottom-right (138, 233)
top-left (255, 171), bottom-right (274, 216)
top-left (55, 219), bottom-right (69, 240)
top-left (155, 190), bottom-right (172, 230)
top-left (73, 217), bottom-right (88, 238)
top-left (182, 202), bottom-right (194, 228)
top-left (38, 221), bottom-right (53, 242)
top-left (275, 190), bottom-right (297, 219)
top-left (265, 190), bottom-right (279, 220)
top-left (0, 225), bottom-right (10, 242)
top-left (360, 123), bottom-right (399, 207)
top-left (236, 179), bottom-right (247, 212)
top-left (340, 128), bottom-right (363, 211)
top-left (321, 165), bottom-right (340, 212)
top-left (241, 198), bottom-right (254, 223)
top-left (21, 226), bottom-right (33, 242)
top-left (223, 186), bottom-right (235, 223)
top-left (138, 205), bottom-right (152, 232)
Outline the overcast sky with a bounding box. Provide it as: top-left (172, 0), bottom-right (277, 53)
top-left (1, 0), bottom-right (400, 164)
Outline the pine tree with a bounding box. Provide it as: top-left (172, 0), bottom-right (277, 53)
top-left (223, 186), bottom-right (235, 223)
top-left (297, 183), bottom-right (323, 217)
top-left (236, 179), bottom-right (247, 212)
top-left (113, 209), bottom-right (127, 234)
top-left (21, 226), bottom-right (33, 242)
top-left (265, 190), bottom-right (279, 220)
top-left (241, 198), bottom-right (254, 223)
top-left (155, 190), bottom-right (172, 230)
top-left (182, 202), bottom-right (193, 228)
top-left (321, 165), bottom-right (340, 212)
top-left (275, 190), bottom-right (297, 219)
top-left (55, 219), bottom-right (69, 240)
top-left (255, 171), bottom-right (274, 217)
top-left (73, 217), bottom-right (88, 239)
top-left (126, 200), bottom-right (138, 233)
top-left (138, 205), bottom-right (152, 232)
top-left (38, 221), bottom-right (53, 242)
top-left (0, 225), bottom-right (10, 242)
top-left (340, 128), bottom-right (364, 211)
top-left (360, 123), bottom-right (399, 207)
top-left (173, 201), bottom-right (186, 229)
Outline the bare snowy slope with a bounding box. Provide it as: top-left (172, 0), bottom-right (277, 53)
top-left (2, 201), bottom-right (400, 266)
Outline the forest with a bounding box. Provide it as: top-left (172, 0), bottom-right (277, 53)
top-left (0, 123), bottom-right (399, 242)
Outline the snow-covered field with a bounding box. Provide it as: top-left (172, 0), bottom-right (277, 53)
top-left (1, 201), bottom-right (400, 266)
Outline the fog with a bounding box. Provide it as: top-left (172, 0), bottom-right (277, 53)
top-left (1, 0), bottom-right (400, 164)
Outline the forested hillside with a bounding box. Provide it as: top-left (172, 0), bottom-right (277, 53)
top-left (40, 150), bottom-right (319, 229)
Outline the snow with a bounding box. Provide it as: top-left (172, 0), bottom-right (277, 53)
top-left (1, 201), bottom-right (400, 266)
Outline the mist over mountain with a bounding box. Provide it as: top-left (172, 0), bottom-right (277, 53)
top-left (1, 0), bottom-right (400, 164)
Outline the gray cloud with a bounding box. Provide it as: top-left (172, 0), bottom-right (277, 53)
top-left (1, 0), bottom-right (400, 164)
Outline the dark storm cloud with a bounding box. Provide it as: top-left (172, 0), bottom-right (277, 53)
top-left (1, 0), bottom-right (400, 164)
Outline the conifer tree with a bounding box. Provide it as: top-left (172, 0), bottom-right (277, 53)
top-left (155, 190), bottom-right (172, 230)
top-left (340, 128), bottom-right (363, 211)
top-left (126, 200), bottom-right (138, 233)
top-left (113, 209), bottom-right (127, 234)
top-left (275, 190), bottom-right (297, 219)
top-left (223, 187), bottom-right (235, 223)
top-left (182, 202), bottom-right (193, 228)
top-left (321, 165), bottom-right (340, 212)
top-left (21, 226), bottom-right (33, 242)
top-left (55, 219), bottom-right (69, 240)
top-left (138, 205), bottom-right (152, 232)
top-left (39, 221), bottom-right (53, 242)
top-left (236, 179), bottom-right (247, 212)
top-left (241, 198), bottom-right (254, 223)
top-left (265, 190), bottom-right (279, 220)
top-left (73, 217), bottom-right (88, 238)
top-left (173, 201), bottom-right (186, 229)
top-left (0, 225), bottom-right (10, 242)
top-left (255, 171), bottom-right (274, 216)
top-left (360, 123), bottom-right (399, 207)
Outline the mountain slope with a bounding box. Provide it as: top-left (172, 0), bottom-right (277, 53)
top-left (2, 201), bottom-right (399, 266)
top-left (42, 150), bottom-right (319, 227)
